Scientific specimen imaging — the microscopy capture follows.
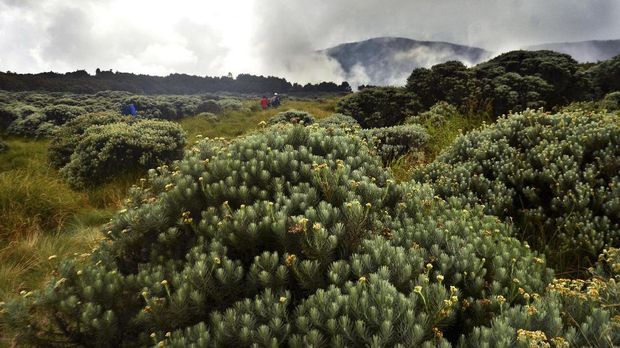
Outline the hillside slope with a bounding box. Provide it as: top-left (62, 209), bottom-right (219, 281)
top-left (322, 37), bottom-right (491, 86)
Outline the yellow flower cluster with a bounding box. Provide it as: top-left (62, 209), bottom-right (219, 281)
top-left (547, 278), bottom-right (608, 302)
top-left (181, 211), bottom-right (193, 224)
top-left (516, 329), bottom-right (549, 348)
top-left (285, 254), bottom-right (297, 266)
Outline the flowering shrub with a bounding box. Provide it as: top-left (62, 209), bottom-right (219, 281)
top-left (316, 113), bottom-right (360, 129)
top-left (7, 105), bottom-right (86, 137)
top-left (196, 100), bottom-right (222, 114)
top-left (60, 120), bottom-right (186, 189)
top-left (267, 109), bottom-right (315, 125)
top-left (216, 98), bottom-right (244, 111)
top-left (4, 126), bottom-right (573, 347)
top-left (463, 248), bottom-right (620, 347)
top-left (362, 124), bottom-right (429, 163)
top-left (122, 95), bottom-right (205, 120)
top-left (407, 101), bottom-right (461, 127)
top-left (414, 109), bottom-right (620, 270)
top-left (48, 111), bottom-right (129, 169)
top-left (602, 91), bottom-right (620, 111)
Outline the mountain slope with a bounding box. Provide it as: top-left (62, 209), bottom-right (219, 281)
top-left (322, 37), bottom-right (491, 86)
top-left (524, 40), bottom-right (620, 62)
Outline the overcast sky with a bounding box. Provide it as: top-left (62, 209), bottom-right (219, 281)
top-left (1, 0), bottom-right (619, 82)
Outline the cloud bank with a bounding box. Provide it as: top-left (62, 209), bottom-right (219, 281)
top-left (0, 0), bottom-right (619, 84)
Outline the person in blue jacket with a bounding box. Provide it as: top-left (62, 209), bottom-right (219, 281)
top-left (122, 103), bottom-right (137, 116)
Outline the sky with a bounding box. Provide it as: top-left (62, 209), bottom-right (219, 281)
top-left (1, 0), bottom-right (619, 83)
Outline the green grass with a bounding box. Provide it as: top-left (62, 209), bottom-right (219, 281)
top-left (180, 97), bottom-right (339, 142)
top-left (0, 137), bottom-right (51, 172)
top-left (389, 114), bottom-right (484, 181)
top-left (0, 137), bottom-right (121, 306)
top-left (0, 224), bottom-right (103, 300)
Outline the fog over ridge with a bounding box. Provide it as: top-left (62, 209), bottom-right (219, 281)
top-left (0, 0), bottom-right (619, 85)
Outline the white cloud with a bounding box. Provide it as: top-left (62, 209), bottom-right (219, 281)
top-left (0, 0), bottom-right (618, 81)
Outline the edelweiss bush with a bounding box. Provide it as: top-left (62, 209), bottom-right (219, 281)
top-left (362, 124), bottom-right (430, 163)
top-left (48, 111), bottom-right (129, 169)
top-left (196, 100), bottom-right (223, 114)
top-left (60, 119), bottom-right (186, 189)
top-left (7, 105), bottom-right (87, 137)
top-left (267, 109), bottom-right (315, 126)
top-left (462, 247), bottom-right (620, 347)
top-left (407, 101), bottom-right (461, 127)
top-left (216, 98), bottom-right (244, 111)
top-left (414, 109), bottom-right (620, 270)
top-left (121, 95), bottom-right (204, 120)
top-left (602, 91), bottom-right (620, 111)
top-left (316, 113), bottom-right (360, 129)
top-left (6, 125), bottom-right (588, 347)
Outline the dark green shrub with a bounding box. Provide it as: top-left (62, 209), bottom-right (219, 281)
top-left (414, 109), bottom-right (620, 270)
top-left (407, 61), bottom-right (475, 109)
top-left (362, 124), bottom-right (429, 163)
top-left (0, 106), bottom-right (17, 130)
top-left (120, 95), bottom-right (210, 120)
top-left (475, 50), bottom-right (584, 106)
top-left (588, 54), bottom-right (620, 96)
top-left (48, 111), bottom-right (128, 169)
top-left (124, 96), bottom-right (179, 120)
top-left (404, 51), bottom-right (591, 118)
top-left (267, 109), bottom-right (315, 125)
top-left (336, 87), bottom-right (422, 128)
top-left (60, 120), bottom-right (186, 189)
top-left (316, 113), bottom-right (360, 129)
top-left (407, 101), bottom-right (461, 126)
top-left (4, 126), bottom-right (561, 347)
top-left (6, 112), bottom-right (49, 137)
top-left (484, 72), bottom-right (553, 116)
top-left (41, 105), bottom-right (87, 125)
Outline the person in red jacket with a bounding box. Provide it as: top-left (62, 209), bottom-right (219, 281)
top-left (260, 96), bottom-right (268, 110)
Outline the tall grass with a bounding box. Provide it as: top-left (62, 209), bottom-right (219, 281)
top-left (389, 114), bottom-right (484, 181)
top-left (0, 169), bottom-right (85, 238)
top-left (0, 225), bottom-right (103, 300)
top-left (180, 97), bottom-right (339, 142)
top-left (0, 137), bottom-right (121, 304)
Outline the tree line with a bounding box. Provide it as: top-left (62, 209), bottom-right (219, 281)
top-left (0, 69), bottom-right (352, 95)
top-left (337, 50), bottom-right (620, 128)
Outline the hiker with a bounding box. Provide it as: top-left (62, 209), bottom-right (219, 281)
top-left (122, 103), bottom-right (137, 117)
top-left (260, 96), bottom-right (268, 110)
top-left (270, 93), bottom-right (280, 108)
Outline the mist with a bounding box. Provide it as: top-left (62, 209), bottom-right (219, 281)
top-left (1, 0), bottom-right (619, 85)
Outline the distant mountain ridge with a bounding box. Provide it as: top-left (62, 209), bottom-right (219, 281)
top-left (524, 39), bottom-right (620, 63)
top-left (322, 37), bottom-right (491, 86)
top-left (322, 37), bottom-right (620, 86)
